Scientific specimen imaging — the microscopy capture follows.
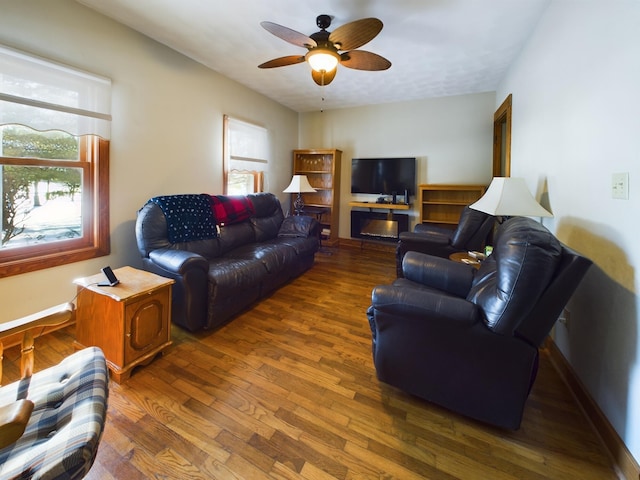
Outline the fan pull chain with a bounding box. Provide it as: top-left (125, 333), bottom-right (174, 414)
top-left (319, 83), bottom-right (327, 113)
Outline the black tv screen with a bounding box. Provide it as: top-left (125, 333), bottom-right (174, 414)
top-left (351, 157), bottom-right (416, 196)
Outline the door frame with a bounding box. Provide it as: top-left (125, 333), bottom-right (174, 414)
top-left (493, 94), bottom-right (512, 177)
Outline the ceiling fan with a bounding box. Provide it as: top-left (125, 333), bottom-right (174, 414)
top-left (258, 14), bottom-right (391, 86)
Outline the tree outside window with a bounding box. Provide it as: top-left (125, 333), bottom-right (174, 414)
top-left (1, 126), bottom-right (81, 246)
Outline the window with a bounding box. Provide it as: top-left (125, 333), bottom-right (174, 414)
top-left (227, 169), bottom-right (264, 195)
top-left (223, 115), bottom-right (268, 194)
top-left (0, 45), bottom-right (111, 277)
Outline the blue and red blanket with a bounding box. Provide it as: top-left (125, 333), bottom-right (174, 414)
top-left (208, 195), bottom-right (255, 226)
top-left (149, 194), bottom-right (255, 243)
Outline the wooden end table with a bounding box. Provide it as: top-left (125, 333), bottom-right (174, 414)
top-left (73, 266), bottom-right (174, 383)
top-left (449, 252), bottom-right (482, 269)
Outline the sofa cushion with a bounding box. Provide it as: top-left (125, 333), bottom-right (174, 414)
top-left (249, 192), bottom-right (285, 242)
top-left (278, 215), bottom-right (315, 237)
top-left (169, 238), bottom-right (222, 259)
top-left (252, 212), bottom-right (284, 242)
top-left (216, 222), bottom-right (256, 256)
top-left (225, 243), bottom-right (297, 274)
top-left (271, 236), bottom-right (318, 257)
top-left (208, 257), bottom-right (267, 298)
top-left (466, 217), bottom-right (562, 335)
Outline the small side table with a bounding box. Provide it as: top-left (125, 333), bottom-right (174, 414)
top-left (449, 252), bottom-right (482, 269)
top-left (73, 266), bottom-right (174, 383)
top-left (303, 206), bottom-right (331, 252)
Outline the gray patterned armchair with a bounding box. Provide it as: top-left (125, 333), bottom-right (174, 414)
top-left (0, 303), bottom-right (108, 478)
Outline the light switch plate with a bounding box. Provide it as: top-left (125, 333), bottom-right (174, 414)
top-left (612, 172), bottom-right (629, 200)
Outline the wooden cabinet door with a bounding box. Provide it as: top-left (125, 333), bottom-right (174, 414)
top-left (124, 288), bottom-right (170, 364)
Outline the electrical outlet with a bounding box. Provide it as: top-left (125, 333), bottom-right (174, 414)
top-left (558, 308), bottom-right (571, 330)
top-left (612, 172), bottom-right (629, 200)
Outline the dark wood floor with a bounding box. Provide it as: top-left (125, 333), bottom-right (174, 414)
top-left (4, 245), bottom-right (619, 479)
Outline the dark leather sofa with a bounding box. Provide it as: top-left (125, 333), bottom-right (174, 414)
top-left (136, 192), bottom-right (319, 332)
top-left (368, 216), bottom-right (592, 429)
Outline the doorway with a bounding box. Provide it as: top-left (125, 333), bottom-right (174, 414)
top-left (493, 94), bottom-right (512, 177)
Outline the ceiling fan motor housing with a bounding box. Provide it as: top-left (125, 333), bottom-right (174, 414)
top-left (316, 14), bottom-right (332, 29)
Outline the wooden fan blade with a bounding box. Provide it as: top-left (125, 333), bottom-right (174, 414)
top-left (329, 18), bottom-right (383, 51)
top-left (340, 50), bottom-right (391, 71)
top-left (261, 21), bottom-right (317, 48)
top-left (258, 55), bottom-right (306, 69)
top-left (311, 68), bottom-right (337, 86)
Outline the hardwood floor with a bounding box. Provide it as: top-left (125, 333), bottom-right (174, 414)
top-left (3, 246), bottom-right (620, 479)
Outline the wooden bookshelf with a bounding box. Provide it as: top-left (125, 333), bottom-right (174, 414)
top-left (292, 149), bottom-right (342, 246)
top-left (418, 184), bottom-right (486, 226)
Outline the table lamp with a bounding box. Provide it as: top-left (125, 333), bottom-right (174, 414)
top-left (283, 175), bottom-right (316, 215)
top-left (469, 177), bottom-right (553, 220)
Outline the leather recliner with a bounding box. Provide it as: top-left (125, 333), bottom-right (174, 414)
top-left (395, 206), bottom-right (494, 277)
top-left (368, 216), bottom-right (592, 429)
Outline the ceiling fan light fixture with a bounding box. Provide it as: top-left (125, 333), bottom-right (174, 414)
top-left (259, 15), bottom-right (390, 87)
top-left (306, 48), bottom-right (340, 73)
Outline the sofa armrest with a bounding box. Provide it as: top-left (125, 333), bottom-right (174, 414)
top-left (371, 284), bottom-right (481, 328)
top-left (148, 248), bottom-right (209, 275)
top-left (402, 251), bottom-right (475, 297)
top-left (145, 248), bottom-right (209, 332)
top-left (278, 215), bottom-right (319, 238)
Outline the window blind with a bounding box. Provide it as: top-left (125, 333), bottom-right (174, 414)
top-left (226, 116), bottom-right (268, 163)
top-left (0, 44), bottom-right (112, 139)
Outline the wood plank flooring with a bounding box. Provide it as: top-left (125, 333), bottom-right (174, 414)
top-left (2, 246), bottom-right (620, 479)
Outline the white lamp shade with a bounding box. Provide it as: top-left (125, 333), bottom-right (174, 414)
top-left (283, 175), bottom-right (317, 193)
top-left (469, 177), bottom-right (553, 217)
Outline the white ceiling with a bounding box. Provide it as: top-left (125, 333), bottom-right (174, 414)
top-left (75, 0), bottom-right (550, 113)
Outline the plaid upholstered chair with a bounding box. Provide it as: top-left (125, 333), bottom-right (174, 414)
top-left (0, 303), bottom-right (108, 478)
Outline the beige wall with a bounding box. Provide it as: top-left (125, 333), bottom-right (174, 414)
top-left (0, 0), bottom-right (298, 321)
top-left (497, 0), bottom-right (640, 464)
top-left (299, 92), bottom-right (496, 236)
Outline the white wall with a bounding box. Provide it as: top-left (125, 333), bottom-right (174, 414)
top-left (299, 92), bottom-right (496, 237)
top-left (0, 0), bottom-right (298, 322)
top-left (497, 0), bottom-right (640, 464)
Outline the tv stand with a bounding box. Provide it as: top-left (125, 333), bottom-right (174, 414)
top-left (349, 201), bottom-right (410, 211)
top-left (349, 202), bottom-right (410, 243)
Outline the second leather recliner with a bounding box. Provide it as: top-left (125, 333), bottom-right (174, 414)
top-left (395, 205), bottom-right (494, 277)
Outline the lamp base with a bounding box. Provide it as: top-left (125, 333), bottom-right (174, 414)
top-left (293, 193), bottom-right (305, 215)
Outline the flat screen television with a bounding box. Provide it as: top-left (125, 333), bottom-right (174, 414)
top-left (351, 157), bottom-right (416, 196)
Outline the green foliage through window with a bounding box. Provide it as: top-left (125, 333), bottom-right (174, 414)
top-left (1, 126), bottom-right (82, 247)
